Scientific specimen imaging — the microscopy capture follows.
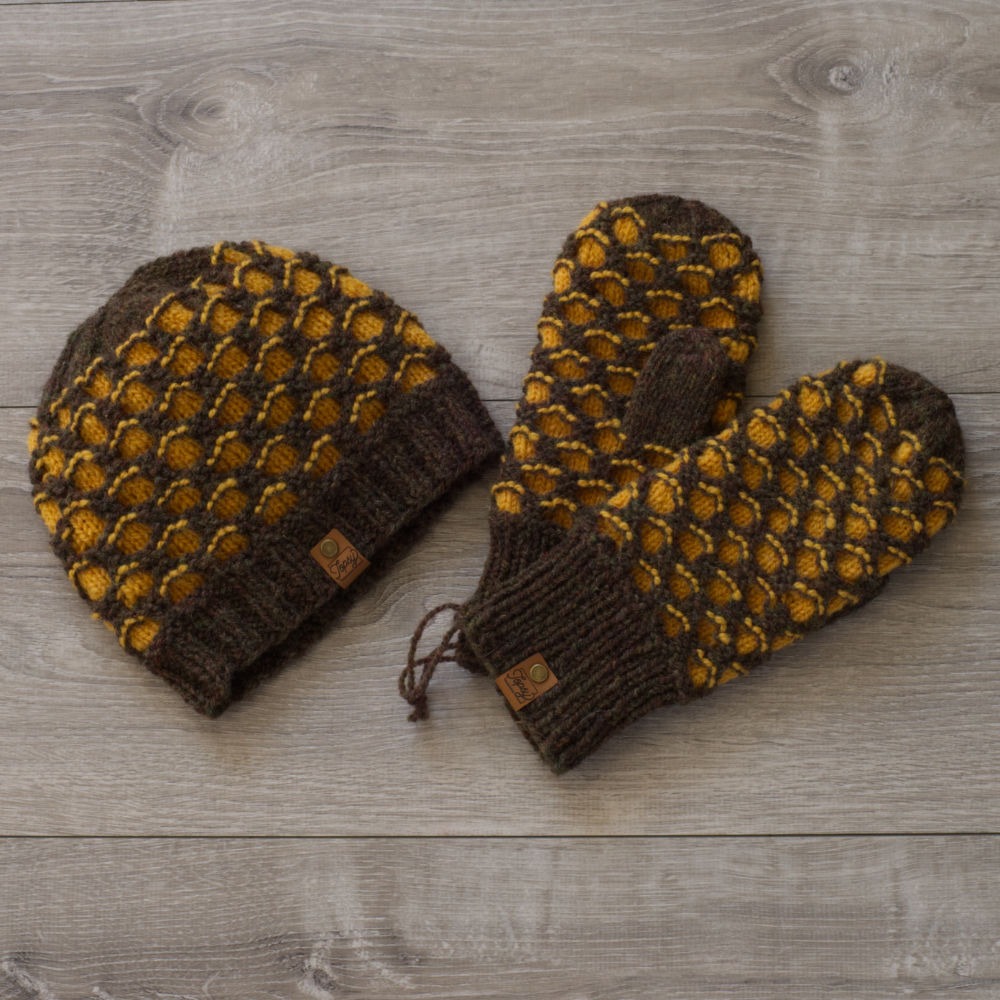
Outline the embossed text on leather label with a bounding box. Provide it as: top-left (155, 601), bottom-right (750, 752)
top-left (310, 528), bottom-right (369, 588)
top-left (496, 653), bottom-right (558, 710)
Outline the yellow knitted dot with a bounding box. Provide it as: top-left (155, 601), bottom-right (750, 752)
top-left (164, 526), bottom-right (200, 558)
top-left (353, 353), bottom-right (389, 385)
top-left (116, 519), bottom-right (151, 556)
top-left (72, 460), bottom-right (105, 492)
top-left (688, 487), bottom-right (718, 521)
top-left (339, 273), bottom-right (372, 298)
top-left (883, 511), bottom-right (916, 542)
top-left (213, 344), bottom-right (249, 380)
top-left (164, 436), bottom-right (202, 471)
top-left (116, 474), bottom-right (154, 507)
top-left (76, 564), bottom-right (111, 601)
top-left (552, 354), bottom-right (587, 379)
top-left (561, 298), bottom-right (596, 325)
top-left (168, 343), bottom-right (205, 378)
top-left (925, 464), bottom-right (950, 493)
top-left (733, 270), bottom-right (760, 302)
top-left (836, 550), bottom-right (865, 582)
top-left (308, 443), bottom-right (341, 478)
top-left (212, 488), bottom-right (248, 521)
top-left (158, 301), bottom-right (194, 334)
top-left (626, 256), bottom-right (657, 283)
top-left (257, 309), bottom-right (287, 337)
top-left (400, 319), bottom-right (435, 349)
top-left (126, 619), bottom-right (159, 652)
top-left (164, 483), bottom-right (201, 514)
top-left (293, 269), bottom-right (322, 295)
top-left (214, 390), bottom-right (252, 425)
top-left (125, 339), bottom-right (160, 368)
top-left (647, 293), bottom-right (680, 319)
top-left (612, 216), bottom-right (639, 245)
top-left (852, 362), bottom-right (878, 387)
top-left (241, 268), bottom-right (273, 296)
top-left (210, 302), bottom-right (242, 336)
top-left (212, 530), bottom-right (248, 561)
top-left (783, 589), bottom-right (818, 624)
top-left (355, 398), bottom-right (386, 433)
top-left (755, 540), bottom-right (782, 575)
top-left (493, 487), bottom-right (522, 514)
top-left (165, 387), bottom-right (203, 422)
top-left (85, 370), bottom-right (112, 399)
top-left (708, 241), bottom-right (741, 269)
top-left (576, 236), bottom-right (606, 269)
top-left (302, 306), bottom-right (335, 340)
top-left (594, 277), bottom-right (626, 306)
top-left (537, 320), bottom-right (563, 349)
top-left (656, 237), bottom-right (689, 262)
top-left (618, 315), bottom-right (649, 340)
top-left (925, 505), bottom-right (951, 537)
top-left (537, 411), bottom-right (573, 438)
top-left (69, 508), bottom-right (106, 554)
top-left (37, 499), bottom-right (62, 533)
top-left (310, 396), bottom-right (341, 430)
top-left (120, 379), bottom-right (156, 415)
top-left (747, 415), bottom-right (777, 449)
top-left (78, 412), bottom-right (108, 445)
top-left (699, 304), bottom-right (736, 328)
top-left (350, 310), bottom-right (385, 341)
top-left (878, 552), bottom-right (904, 576)
top-left (309, 352), bottom-right (340, 382)
top-left (118, 570), bottom-right (153, 608)
top-left (263, 442), bottom-right (298, 476)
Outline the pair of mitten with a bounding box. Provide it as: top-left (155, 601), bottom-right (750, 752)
top-left (400, 194), bottom-right (965, 774)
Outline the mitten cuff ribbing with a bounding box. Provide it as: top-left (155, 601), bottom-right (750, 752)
top-left (460, 536), bottom-right (687, 773)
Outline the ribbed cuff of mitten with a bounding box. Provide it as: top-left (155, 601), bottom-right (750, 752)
top-left (144, 365), bottom-right (502, 715)
top-left (460, 535), bottom-right (687, 773)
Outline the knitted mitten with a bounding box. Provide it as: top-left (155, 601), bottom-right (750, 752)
top-left (458, 359), bottom-right (964, 772)
top-left (454, 194), bottom-right (763, 672)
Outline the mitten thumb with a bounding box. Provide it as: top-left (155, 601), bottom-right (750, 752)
top-left (621, 327), bottom-right (737, 451)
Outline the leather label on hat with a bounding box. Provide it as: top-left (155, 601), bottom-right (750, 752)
top-left (310, 528), bottom-right (369, 588)
top-left (496, 653), bottom-right (558, 710)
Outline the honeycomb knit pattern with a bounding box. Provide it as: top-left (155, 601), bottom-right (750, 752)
top-left (459, 358), bottom-right (965, 772)
top-left (456, 194), bottom-right (763, 671)
top-left (29, 241), bottom-right (502, 715)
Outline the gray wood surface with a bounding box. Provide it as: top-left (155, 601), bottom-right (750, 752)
top-left (2, 0), bottom-right (998, 993)
top-left (3, 837), bottom-right (1000, 1000)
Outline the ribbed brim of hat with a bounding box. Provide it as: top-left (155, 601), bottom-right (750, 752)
top-left (141, 364), bottom-right (501, 715)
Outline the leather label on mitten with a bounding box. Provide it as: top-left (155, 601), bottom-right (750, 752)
top-left (496, 653), bottom-right (558, 710)
top-left (310, 528), bottom-right (369, 588)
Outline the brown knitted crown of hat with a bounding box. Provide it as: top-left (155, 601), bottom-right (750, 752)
top-left (29, 240), bottom-right (502, 714)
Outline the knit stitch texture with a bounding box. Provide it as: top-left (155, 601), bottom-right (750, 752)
top-left (29, 241), bottom-right (502, 714)
top-left (459, 358), bottom-right (964, 772)
top-left (455, 194), bottom-right (763, 671)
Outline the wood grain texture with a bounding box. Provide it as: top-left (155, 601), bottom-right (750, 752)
top-left (3, 392), bottom-right (996, 835)
top-left (1, 0), bottom-right (999, 408)
top-left (2, 837), bottom-right (999, 999)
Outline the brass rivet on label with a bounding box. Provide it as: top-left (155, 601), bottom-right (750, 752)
top-left (529, 662), bottom-right (549, 684)
top-left (320, 538), bottom-right (340, 558)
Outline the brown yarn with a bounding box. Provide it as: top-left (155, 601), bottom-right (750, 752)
top-left (399, 602), bottom-right (463, 721)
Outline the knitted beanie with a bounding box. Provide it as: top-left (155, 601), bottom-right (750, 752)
top-left (457, 359), bottom-right (964, 772)
top-left (28, 241), bottom-right (502, 715)
top-left (453, 194), bottom-right (762, 672)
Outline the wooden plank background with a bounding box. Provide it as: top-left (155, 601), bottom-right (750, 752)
top-left (2, 838), bottom-right (1000, 999)
top-left (1, 0), bottom-right (997, 994)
